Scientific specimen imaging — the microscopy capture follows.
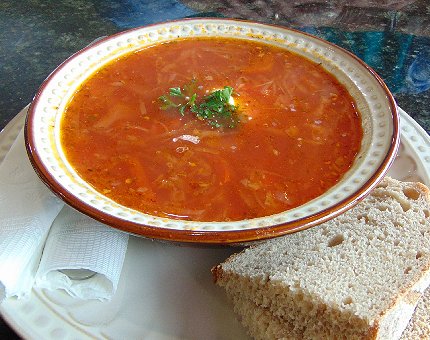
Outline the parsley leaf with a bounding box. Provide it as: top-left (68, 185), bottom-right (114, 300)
top-left (169, 87), bottom-right (183, 97)
top-left (159, 82), bottom-right (240, 129)
top-left (159, 95), bottom-right (179, 110)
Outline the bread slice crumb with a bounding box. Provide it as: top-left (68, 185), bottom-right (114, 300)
top-left (213, 177), bottom-right (430, 340)
top-left (401, 287), bottom-right (430, 339)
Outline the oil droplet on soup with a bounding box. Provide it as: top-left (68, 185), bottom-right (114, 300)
top-left (61, 37), bottom-right (363, 222)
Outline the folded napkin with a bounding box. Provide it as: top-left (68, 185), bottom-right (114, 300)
top-left (0, 129), bottom-right (63, 302)
top-left (0, 127), bottom-right (128, 302)
top-left (35, 205), bottom-right (128, 301)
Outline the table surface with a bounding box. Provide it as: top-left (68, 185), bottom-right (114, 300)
top-left (0, 0), bottom-right (429, 338)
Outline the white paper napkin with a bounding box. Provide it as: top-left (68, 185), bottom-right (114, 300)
top-left (0, 127), bottom-right (129, 302)
top-left (35, 205), bottom-right (129, 301)
top-left (0, 129), bottom-right (63, 302)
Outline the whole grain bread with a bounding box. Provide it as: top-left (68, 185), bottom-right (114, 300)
top-left (213, 177), bottom-right (430, 340)
top-left (224, 288), bottom-right (430, 340)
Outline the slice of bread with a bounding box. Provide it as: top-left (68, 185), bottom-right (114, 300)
top-left (222, 288), bottom-right (430, 340)
top-left (401, 286), bottom-right (430, 339)
top-left (213, 177), bottom-right (430, 339)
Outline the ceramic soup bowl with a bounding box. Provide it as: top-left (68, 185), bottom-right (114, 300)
top-left (25, 19), bottom-right (399, 244)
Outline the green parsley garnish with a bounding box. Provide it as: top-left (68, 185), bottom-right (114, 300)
top-left (159, 81), bottom-right (240, 129)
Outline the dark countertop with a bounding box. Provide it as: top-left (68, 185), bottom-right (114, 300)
top-left (0, 0), bottom-right (429, 338)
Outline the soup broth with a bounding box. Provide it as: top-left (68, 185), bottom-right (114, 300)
top-left (61, 37), bottom-right (363, 222)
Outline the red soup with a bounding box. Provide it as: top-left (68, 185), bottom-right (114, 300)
top-left (61, 37), bottom-right (363, 222)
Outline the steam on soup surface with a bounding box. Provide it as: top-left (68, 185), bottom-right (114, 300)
top-left (61, 37), bottom-right (362, 222)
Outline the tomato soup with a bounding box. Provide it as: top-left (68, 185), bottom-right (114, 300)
top-left (61, 38), bottom-right (362, 222)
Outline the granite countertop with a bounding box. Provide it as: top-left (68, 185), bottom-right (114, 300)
top-left (0, 0), bottom-right (429, 338)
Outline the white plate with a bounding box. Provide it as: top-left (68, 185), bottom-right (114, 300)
top-left (1, 106), bottom-right (429, 339)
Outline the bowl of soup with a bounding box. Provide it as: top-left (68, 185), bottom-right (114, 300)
top-left (25, 18), bottom-right (399, 244)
